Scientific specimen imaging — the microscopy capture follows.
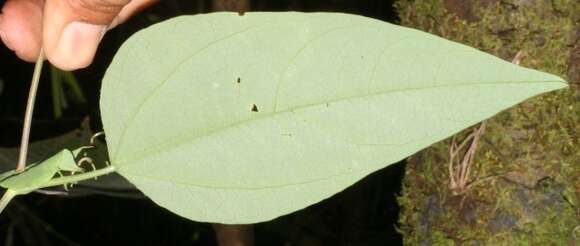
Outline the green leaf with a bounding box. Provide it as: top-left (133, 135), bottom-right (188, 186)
top-left (100, 12), bottom-right (567, 223)
top-left (0, 150), bottom-right (77, 194)
top-left (0, 120), bottom-right (136, 197)
top-left (0, 170), bottom-right (16, 182)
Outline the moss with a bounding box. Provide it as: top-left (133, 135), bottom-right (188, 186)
top-left (395, 0), bottom-right (579, 244)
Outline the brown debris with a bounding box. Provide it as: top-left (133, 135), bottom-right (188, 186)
top-left (567, 42), bottom-right (580, 85)
top-left (444, 0), bottom-right (499, 22)
top-left (500, 170), bottom-right (549, 189)
top-left (444, 0), bottom-right (477, 22)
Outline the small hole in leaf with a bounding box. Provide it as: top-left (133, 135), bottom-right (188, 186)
top-left (251, 104), bottom-right (259, 112)
top-left (238, 11), bottom-right (245, 16)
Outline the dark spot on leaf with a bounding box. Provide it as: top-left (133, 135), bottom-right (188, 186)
top-left (251, 104), bottom-right (259, 112)
top-left (238, 11), bottom-right (245, 16)
top-left (237, 77), bottom-right (241, 83)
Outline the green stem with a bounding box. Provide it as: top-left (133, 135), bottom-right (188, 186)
top-left (17, 49), bottom-right (45, 171)
top-left (50, 65), bottom-right (63, 119)
top-left (62, 71), bottom-right (86, 104)
top-left (0, 165), bottom-right (116, 215)
top-left (0, 189), bottom-right (17, 215)
top-left (37, 166), bottom-right (117, 190)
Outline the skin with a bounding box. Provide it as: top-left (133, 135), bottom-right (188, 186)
top-left (0, 0), bottom-right (158, 70)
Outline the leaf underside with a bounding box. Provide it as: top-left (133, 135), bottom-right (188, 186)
top-left (100, 12), bottom-right (567, 224)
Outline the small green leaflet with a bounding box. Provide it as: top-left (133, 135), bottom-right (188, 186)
top-left (100, 12), bottom-right (567, 224)
top-left (0, 150), bottom-right (81, 195)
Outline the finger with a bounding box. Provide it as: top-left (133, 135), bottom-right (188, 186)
top-left (0, 0), bottom-right (44, 62)
top-left (43, 0), bottom-right (128, 70)
top-left (44, 0), bottom-right (157, 70)
top-left (110, 0), bottom-right (159, 29)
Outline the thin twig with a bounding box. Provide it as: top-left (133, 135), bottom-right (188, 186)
top-left (511, 50), bottom-right (524, 64)
top-left (448, 122), bottom-right (486, 195)
top-left (16, 49), bottom-right (45, 171)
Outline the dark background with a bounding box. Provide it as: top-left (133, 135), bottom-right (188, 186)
top-left (0, 1), bottom-right (405, 245)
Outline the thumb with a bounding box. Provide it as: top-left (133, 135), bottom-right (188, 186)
top-left (43, 0), bottom-right (157, 70)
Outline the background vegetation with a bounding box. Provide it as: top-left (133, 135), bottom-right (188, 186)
top-left (396, 0), bottom-right (579, 244)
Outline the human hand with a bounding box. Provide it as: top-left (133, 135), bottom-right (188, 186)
top-left (0, 0), bottom-right (158, 70)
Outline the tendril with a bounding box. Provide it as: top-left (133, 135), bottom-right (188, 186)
top-left (90, 131), bottom-right (105, 146)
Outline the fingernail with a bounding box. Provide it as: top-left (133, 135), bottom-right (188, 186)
top-left (55, 21), bottom-right (106, 69)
